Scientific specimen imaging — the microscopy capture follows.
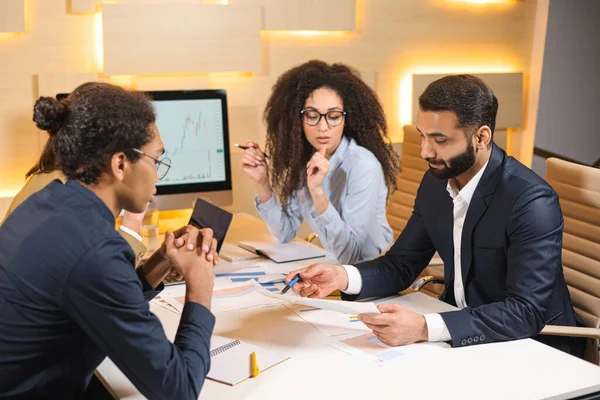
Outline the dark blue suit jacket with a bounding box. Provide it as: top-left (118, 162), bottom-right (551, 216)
top-left (343, 144), bottom-right (583, 356)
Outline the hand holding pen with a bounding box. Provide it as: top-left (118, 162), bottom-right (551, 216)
top-left (234, 143), bottom-right (269, 159)
top-left (283, 264), bottom-right (348, 299)
top-left (280, 273), bottom-right (301, 294)
top-left (238, 141), bottom-right (270, 189)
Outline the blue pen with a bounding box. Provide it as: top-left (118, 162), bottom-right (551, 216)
top-left (281, 273), bottom-right (300, 294)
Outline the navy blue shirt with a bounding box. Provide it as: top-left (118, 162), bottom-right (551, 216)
top-left (0, 180), bottom-right (215, 399)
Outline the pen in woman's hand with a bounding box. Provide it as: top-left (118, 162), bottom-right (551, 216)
top-left (234, 143), bottom-right (269, 159)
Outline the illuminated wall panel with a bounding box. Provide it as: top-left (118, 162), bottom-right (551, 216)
top-left (230, 0), bottom-right (356, 31)
top-left (412, 73), bottom-right (523, 130)
top-left (0, 0), bottom-right (25, 32)
top-left (102, 3), bottom-right (262, 75)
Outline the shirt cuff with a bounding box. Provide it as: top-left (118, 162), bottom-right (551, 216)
top-left (341, 265), bottom-right (363, 295)
top-left (119, 225), bottom-right (142, 242)
top-left (424, 313), bottom-right (452, 342)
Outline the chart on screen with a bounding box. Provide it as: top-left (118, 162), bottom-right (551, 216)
top-left (154, 99), bottom-right (227, 185)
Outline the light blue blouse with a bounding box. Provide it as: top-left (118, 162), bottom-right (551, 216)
top-left (256, 136), bottom-right (393, 264)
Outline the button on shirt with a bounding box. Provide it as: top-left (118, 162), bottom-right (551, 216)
top-left (343, 161), bottom-right (489, 342)
top-left (256, 136), bottom-right (393, 264)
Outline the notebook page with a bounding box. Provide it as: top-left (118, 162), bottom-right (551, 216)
top-left (208, 335), bottom-right (290, 386)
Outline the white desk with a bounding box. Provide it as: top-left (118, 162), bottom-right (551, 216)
top-left (97, 213), bottom-right (600, 400)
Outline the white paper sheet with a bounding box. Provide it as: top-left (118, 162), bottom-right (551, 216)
top-left (250, 280), bottom-right (380, 315)
top-left (286, 304), bottom-right (371, 336)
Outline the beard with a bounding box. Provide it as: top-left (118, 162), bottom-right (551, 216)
top-left (426, 140), bottom-right (476, 180)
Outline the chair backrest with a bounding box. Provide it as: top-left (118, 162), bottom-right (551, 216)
top-left (387, 126), bottom-right (445, 298)
top-left (545, 158), bottom-right (600, 329)
top-left (386, 125), bottom-right (429, 238)
top-left (545, 158), bottom-right (600, 363)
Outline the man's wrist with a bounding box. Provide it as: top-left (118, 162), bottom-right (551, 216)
top-left (335, 265), bottom-right (349, 291)
top-left (420, 315), bottom-right (429, 341)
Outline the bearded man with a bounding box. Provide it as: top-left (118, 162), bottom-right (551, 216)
top-left (283, 74), bottom-right (585, 358)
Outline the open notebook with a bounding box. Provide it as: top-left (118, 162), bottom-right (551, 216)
top-left (238, 241), bottom-right (325, 263)
top-left (208, 336), bottom-right (290, 386)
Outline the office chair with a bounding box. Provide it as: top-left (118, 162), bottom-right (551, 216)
top-left (538, 158), bottom-right (600, 364)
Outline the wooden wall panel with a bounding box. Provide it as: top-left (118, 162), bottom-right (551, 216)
top-left (37, 73), bottom-right (101, 97)
top-left (70, 0), bottom-right (96, 13)
top-left (102, 3), bottom-right (262, 75)
top-left (359, 70), bottom-right (376, 91)
top-left (71, 0), bottom-right (227, 14)
top-left (412, 73), bottom-right (524, 129)
top-left (0, 0), bottom-right (25, 32)
top-left (231, 0), bottom-right (356, 31)
top-left (134, 76), bottom-right (211, 91)
top-left (0, 74), bottom-right (38, 191)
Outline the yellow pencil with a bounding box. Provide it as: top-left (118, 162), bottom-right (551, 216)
top-left (250, 351), bottom-right (259, 377)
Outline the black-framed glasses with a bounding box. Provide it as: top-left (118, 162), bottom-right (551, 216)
top-left (132, 148), bottom-right (171, 180)
top-left (300, 109), bottom-right (347, 127)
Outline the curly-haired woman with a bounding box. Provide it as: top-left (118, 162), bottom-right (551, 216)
top-left (241, 60), bottom-right (400, 264)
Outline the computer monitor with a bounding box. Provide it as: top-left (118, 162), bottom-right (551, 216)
top-left (148, 90), bottom-right (233, 210)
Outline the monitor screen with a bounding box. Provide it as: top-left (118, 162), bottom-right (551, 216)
top-left (149, 90), bottom-right (232, 210)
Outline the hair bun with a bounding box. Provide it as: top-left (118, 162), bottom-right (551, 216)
top-left (33, 96), bottom-right (68, 135)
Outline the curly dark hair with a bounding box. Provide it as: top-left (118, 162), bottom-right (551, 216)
top-left (32, 82), bottom-right (156, 185)
top-left (25, 136), bottom-right (59, 179)
top-left (419, 74), bottom-right (498, 141)
top-left (264, 60), bottom-right (400, 210)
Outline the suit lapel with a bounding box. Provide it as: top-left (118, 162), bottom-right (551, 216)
top-left (460, 143), bottom-right (505, 288)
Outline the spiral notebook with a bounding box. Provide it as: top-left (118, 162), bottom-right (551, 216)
top-left (208, 336), bottom-right (290, 386)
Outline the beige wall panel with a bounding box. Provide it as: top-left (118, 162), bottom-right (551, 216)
top-left (70, 0), bottom-right (96, 13)
top-left (359, 70), bottom-right (376, 90)
top-left (71, 0), bottom-right (227, 13)
top-left (494, 129), bottom-right (507, 151)
top-left (0, 74), bottom-right (38, 192)
top-left (37, 72), bottom-right (101, 97)
top-left (412, 73), bottom-right (523, 130)
top-left (0, 0), bottom-right (25, 32)
top-left (134, 76), bottom-right (211, 91)
top-left (102, 3), bottom-right (262, 75)
top-left (231, 0), bottom-right (356, 31)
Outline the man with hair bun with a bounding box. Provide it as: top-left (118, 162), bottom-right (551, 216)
top-left (0, 82), bottom-right (218, 399)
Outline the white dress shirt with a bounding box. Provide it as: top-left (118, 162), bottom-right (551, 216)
top-left (343, 160), bottom-right (489, 342)
top-left (119, 225), bottom-right (143, 242)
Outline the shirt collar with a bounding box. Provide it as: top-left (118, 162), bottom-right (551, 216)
top-left (446, 160), bottom-right (490, 204)
top-left (65, 180), bottom-right (116, 225)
